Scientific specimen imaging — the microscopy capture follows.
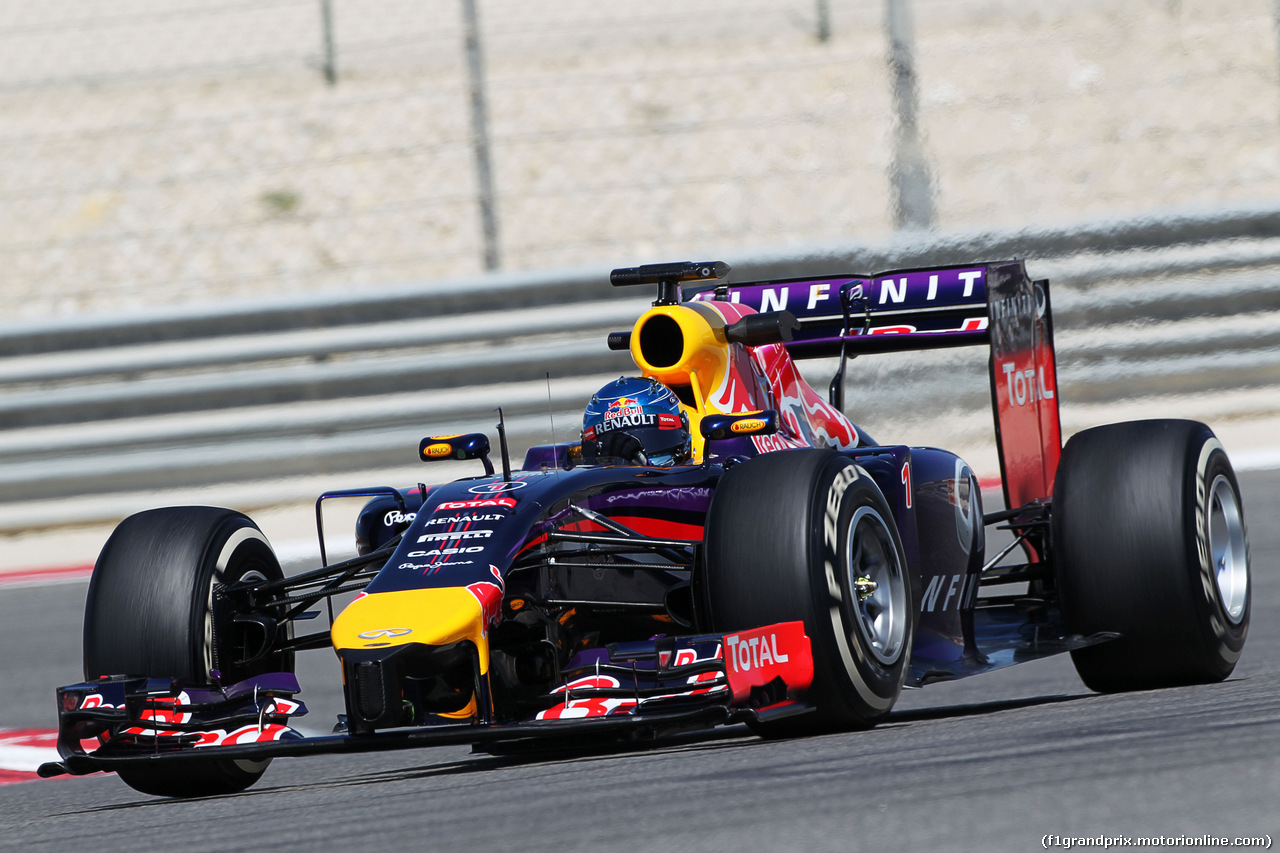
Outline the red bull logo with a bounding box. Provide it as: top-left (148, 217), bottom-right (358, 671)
top-left (605, 396), bottom-right (644, 420)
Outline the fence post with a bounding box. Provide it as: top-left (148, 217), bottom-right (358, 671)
top-left (462, 0), bottom-right (502, 271)
top-left (885, 0), bottom-right (934, 230)
top-left (816, 0), bottom-right (831, 42)
top-left (319, 0), bottom-right (337, 85)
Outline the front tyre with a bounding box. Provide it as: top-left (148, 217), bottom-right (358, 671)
top-left (84, 506), bottom-right (290, 797)
top-left (1053, 420), bottom-right (1250, 692)
top-left (704, 450), bottom-right (914, 729)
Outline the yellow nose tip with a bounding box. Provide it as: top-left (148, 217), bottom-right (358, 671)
top-left (331, 588), bottom-right (491, 672)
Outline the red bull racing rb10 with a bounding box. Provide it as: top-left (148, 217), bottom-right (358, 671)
top-left (41, 260), bottom-right (1251, 797)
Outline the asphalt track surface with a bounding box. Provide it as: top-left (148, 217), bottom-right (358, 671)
top-left (1, 472), bottom-right (1278, 852)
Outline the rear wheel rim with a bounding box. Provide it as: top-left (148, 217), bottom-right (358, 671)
top-left (845, 506), bottom-right (907, 665)
top-left (1208, 474), bottom-right (1248, 624)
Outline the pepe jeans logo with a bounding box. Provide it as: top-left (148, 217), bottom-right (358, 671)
top-left (357, 628), bottom-right (413, 639)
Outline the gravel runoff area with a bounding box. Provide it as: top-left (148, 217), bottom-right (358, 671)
top-left (1, 0), bottom-right (1278, 319)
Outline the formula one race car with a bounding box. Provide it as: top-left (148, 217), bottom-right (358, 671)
top-left (41, 260), bottom-right (1251, 797)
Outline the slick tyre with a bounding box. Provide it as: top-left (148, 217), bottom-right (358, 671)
top-left (1053, 420), bottom-right (1250, 692)
top-left (84, 506), bottom-right (291, 797)
top-left (705, 450), bottom-right (914, 730)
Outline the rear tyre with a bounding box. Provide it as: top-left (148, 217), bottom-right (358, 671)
top-left (704, 450), bottom-right (914, 731)
top-left (84, 506), bottom-right (291, 797)
top-left (1053, 420), bottom-right (1250, 692)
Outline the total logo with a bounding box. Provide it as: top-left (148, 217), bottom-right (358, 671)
top-left (1000, 361), bottom-right (1055, 407)
top-left (468, 480), bottom-right (527, 495)
top-left (724, 632), bottom-right (790, 673)
top-left (438, 497), bottom-right (516, 510)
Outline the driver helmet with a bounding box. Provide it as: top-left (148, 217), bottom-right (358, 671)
top-left (581, 377), bottom-right (691, 466)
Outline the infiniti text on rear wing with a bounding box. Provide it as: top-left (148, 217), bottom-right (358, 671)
top-left (687, 261), bottom-right (1062, 513)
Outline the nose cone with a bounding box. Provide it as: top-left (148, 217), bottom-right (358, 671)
top-left (331, 588), bottom-right (491, 672)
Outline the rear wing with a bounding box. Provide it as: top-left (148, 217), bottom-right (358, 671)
top-left (687, 261), bottom-right (1062, 510)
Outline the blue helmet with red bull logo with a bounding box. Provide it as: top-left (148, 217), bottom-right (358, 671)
top-left (581, 377), bottom-right (691, 466)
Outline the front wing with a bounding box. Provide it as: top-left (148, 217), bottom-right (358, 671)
top-left (40, 622), bottom-right (814, 778)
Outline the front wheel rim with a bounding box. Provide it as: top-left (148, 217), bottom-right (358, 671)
top-left (1208, 474), bottom-right (1248, 624)
top-left (845, 506), bottom-right (907, 665)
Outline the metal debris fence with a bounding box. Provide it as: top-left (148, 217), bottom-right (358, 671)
top-left (5, 204), bottom-right (1280, 530)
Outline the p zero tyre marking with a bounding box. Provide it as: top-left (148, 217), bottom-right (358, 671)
top-left (822, 464), bottom-right (860, 551)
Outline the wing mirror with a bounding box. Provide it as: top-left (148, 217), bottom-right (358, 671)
top-left (419, 433), bottom-right (494, 475)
